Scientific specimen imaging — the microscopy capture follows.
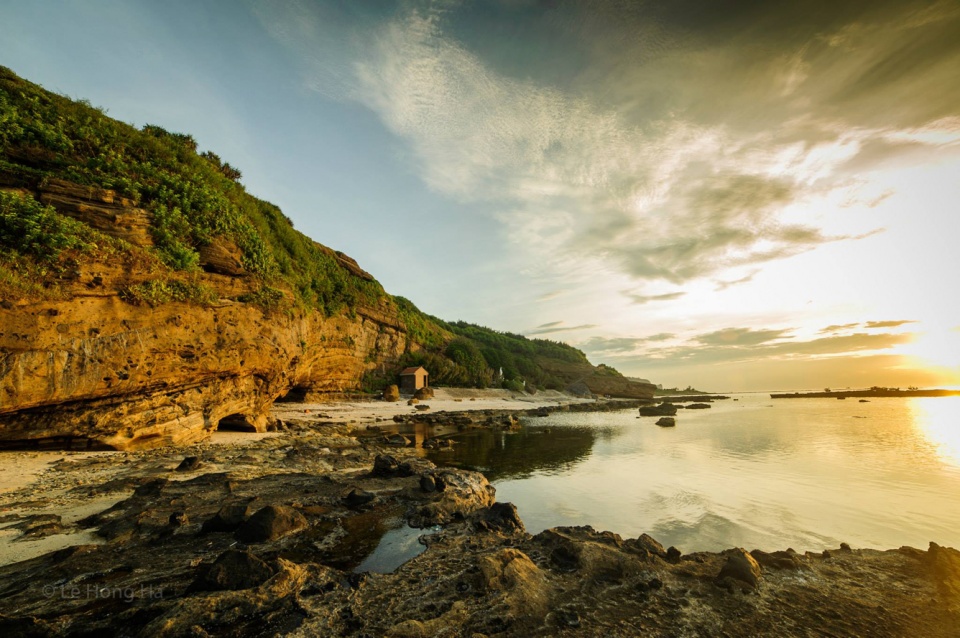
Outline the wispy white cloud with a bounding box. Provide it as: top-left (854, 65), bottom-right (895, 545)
top-left (626, 291), bottom-right (687, 305)
top-left (526, 321), bottom-right (598, 336)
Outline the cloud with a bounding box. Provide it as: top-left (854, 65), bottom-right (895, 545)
top-left (626, 291), bottom-right (686, 305)
top-left (646, 332), bottom-right (676, 342)
top-left (694, 327), bottom-right (792, 346)
top-left (820, 322), bottom-right (861, 333)
top-left (258, 0), bottom-right (960, 288)
top-left (580, 333), bottom-right (677, 354)
top-left (714, 271), bottom-right (758, 291)
top-left (526, 322), bottom-right (598, 336)
top-left (864, 320), bottom-right (915, 329)
top-left (534, 320), bottom-right (563, 329)
top-left (536, 290), bottom-right (566, 302)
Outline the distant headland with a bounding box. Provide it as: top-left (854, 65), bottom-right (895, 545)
top-left (771, 386), bottom-right (960, 399)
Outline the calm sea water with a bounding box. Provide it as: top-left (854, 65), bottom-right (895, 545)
top-left (427, 394), bottom-right (960, 552)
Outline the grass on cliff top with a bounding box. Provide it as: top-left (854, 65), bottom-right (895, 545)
top-left (1, 65), bottom-right (619, 391)
top-left (0, 65), bottom-right (383, 316)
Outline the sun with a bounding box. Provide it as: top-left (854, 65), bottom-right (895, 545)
top-left (898, 328), bottom-right (960, 372)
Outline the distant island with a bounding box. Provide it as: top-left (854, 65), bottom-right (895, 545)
top-left (771, 386), bottom-right (960, 399)
top-left (653, 385), bottom-right (711, 397)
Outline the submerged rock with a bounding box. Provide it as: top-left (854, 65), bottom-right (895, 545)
top-left (656, 417), bottom-right (676, 427)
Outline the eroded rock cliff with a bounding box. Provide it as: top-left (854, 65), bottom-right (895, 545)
top-left (0, 180), bottom-right (411, 450)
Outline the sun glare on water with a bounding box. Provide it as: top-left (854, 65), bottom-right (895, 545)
top-left (911, 398), bottom-right (960, 469)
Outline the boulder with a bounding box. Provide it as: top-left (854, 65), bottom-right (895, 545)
top-left (474, 502), bottom-right (526, 534)
top-left (202, 502), bottom-right (255, 533)
top-left (686, 403), bottom-right (711, 409)
top-left (407, 398), bottom-right (419, 405)
top-left (639, 402), bottom-right (678, 417)
top-left (750, 549), bottom-right (802, 570)
top-left (716, 548), bottom-right (762, 591)
top-left (633, 533), bottom-right (667, 559)
top-left (415, 404), bottom-right (430, 411)
top-left (234, 505), bottom-right (307, 543)
top-left (190, 549), bottom-right (274, 591)
top-left (414, 387), bottom-right (434, 400)
top-left (372, 454), bottom-right (400, 477)
top-left (383, 385), bottom-right (400, 402)
top-left (408, 470), bottom-right (496, 526)
top-left (343, 488), bottom-right (376, 508)
top-left (655, 417), bottom-right (676, 427)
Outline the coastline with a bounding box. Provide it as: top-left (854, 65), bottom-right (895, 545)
top-left (0, 394), bottom-right (958, 636)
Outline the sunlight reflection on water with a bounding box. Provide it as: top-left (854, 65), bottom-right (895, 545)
top-left (911, 398), bottom-right (960, 469)
top-left (430, 395), bottom-right (960, 552)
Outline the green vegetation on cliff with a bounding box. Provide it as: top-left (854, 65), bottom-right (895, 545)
top-left (0, 66), bottom-right (629, 394)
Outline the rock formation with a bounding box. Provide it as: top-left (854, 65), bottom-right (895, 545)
top-left (0, 180), bottom-right (412, 450)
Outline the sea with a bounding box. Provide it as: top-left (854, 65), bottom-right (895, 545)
top-left (426, 393), bottom-right (960, 553)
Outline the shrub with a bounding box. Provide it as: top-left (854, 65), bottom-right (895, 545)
top-left (0, 191), bottom-right (93, 259)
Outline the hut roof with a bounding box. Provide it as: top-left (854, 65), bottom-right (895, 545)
top-left (399, 366), bottom-right (427, 375)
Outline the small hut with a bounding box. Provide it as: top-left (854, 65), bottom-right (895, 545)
top-left (399, 366), bottom-right (429, 393)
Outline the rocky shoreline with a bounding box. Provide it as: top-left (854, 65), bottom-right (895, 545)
top-left (1, 405), bottom-right (958, 637)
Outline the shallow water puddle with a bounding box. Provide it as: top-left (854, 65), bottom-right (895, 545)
top-left (353, 523), bottom-right (440, 574)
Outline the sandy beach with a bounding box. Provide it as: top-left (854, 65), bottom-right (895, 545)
top-left (270, 387), bottom-right (594, 426)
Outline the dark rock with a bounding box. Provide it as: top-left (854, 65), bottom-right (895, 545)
top-left (415, 404), bottom-right (431, 411)
top-left (655, 417), bottom-right (676, 427)
top-left (397, 458), bottom-right (433, 476)
top-left (666, 546), bottom-right (682, 563)
top-left (634, 533), bottom-right (667, 559)
top-left (383, 384), bottom-right (400, 402)
top-left (554, 608), bottom-right (581, 628)
top-left (474, 502), bottom-right (526, 534)
top-left (420, 474), bottom-right (437, 492)
top-left (751, 549), bottom-right (802, 570)
top-left (386, 434), bottom-right (411, 446)
top-left (639, 403), bottom-right (678, 417)
top-left (168, 511), bottom-right (189, 527)
top-left (190, 549), bottom-right (274, 591)
top-left (202, 503), bottom-right (255, 533)
top-left (927, 542), bottom-right (960, 602)
top-left (344, 488), bottom-right (376, 508)
top-left (0, 615), bottom-right (53, 638)
top-left (234, 505), bottom-right (307, 543)
top-left (176, 456), bottom-right (202, 471)
top-left (686, 403), bottom-right (712, 409)
top-left (372, 454), bottom-right (400, 477)
top-left (717, 548), bottom-right (763, 591)
top-left (133, 478), bottom-right (168, 497)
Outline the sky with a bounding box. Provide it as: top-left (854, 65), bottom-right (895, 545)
top-left (1, 0), bottom-right (959, 391)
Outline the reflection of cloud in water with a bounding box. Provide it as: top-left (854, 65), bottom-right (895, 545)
top-left (426, 425), bottom-right (599, 481)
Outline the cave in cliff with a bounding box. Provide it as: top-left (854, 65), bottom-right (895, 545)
top-left (216, 413), bottom-right (259, 433)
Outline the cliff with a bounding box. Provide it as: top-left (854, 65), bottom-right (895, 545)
top-left (0, 178), bottom-right (412, 450)
top-left (0, 66), bottom-right (653, 450)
